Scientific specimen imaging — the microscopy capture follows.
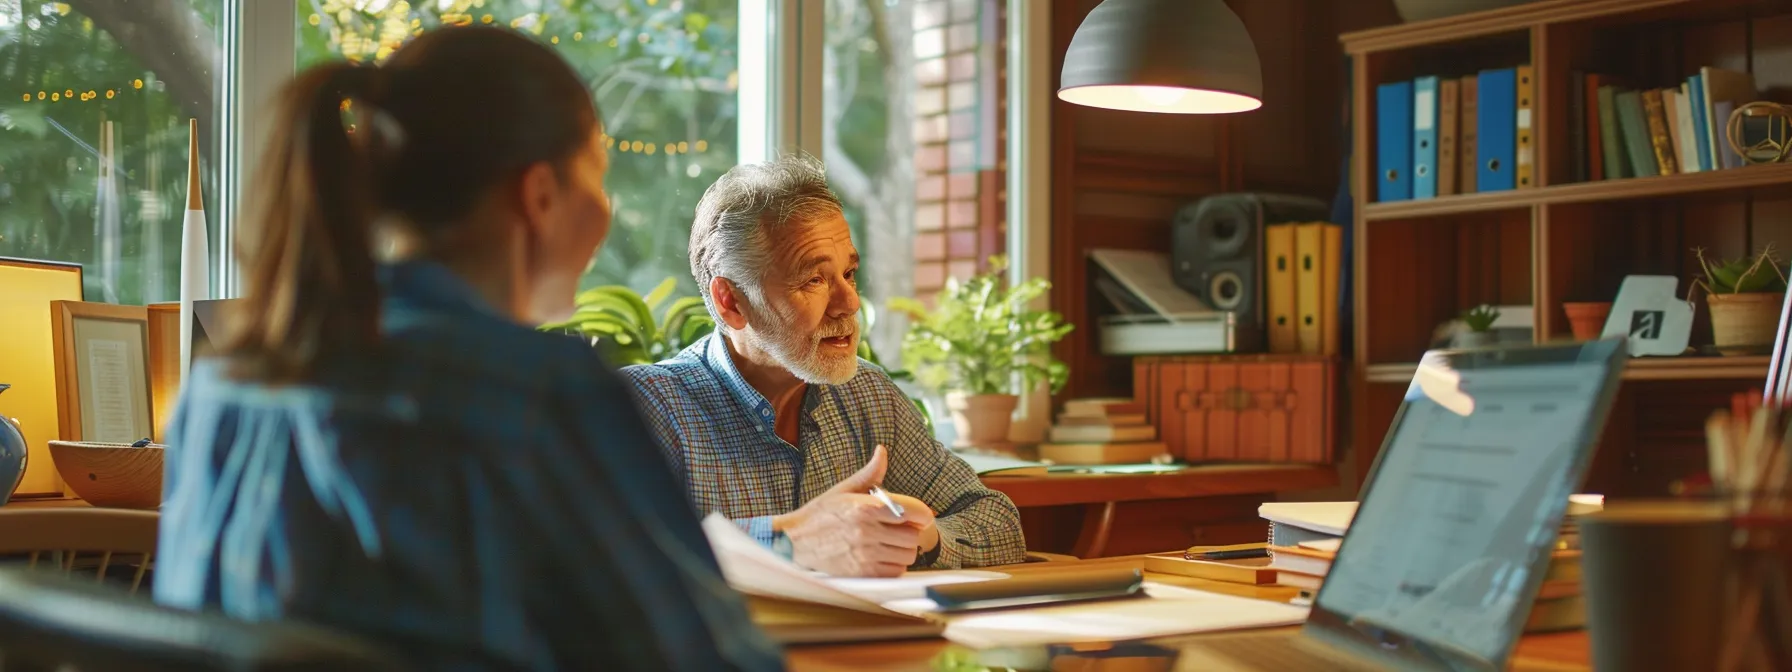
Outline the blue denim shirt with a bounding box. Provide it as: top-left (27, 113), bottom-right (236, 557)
top-left (153, 261), bottom-right (784, 671)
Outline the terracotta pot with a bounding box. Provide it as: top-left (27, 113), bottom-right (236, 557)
top-left (1563, 302), bottom-right (1614, 341)
top-left (946, 392), bottom-right (1019, 450)
top-left (1707, 292), bottom-right (1785, 351)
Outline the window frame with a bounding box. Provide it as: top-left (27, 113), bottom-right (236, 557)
top-left (217, 1), bottom-right (1049, 304)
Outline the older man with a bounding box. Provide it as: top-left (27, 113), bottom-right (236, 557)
top-left (621, 156), bottom-right (1026, 577)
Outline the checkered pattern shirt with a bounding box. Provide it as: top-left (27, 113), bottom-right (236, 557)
top-left (154, 262), bottom-right (782, 671)
top-left (621, 333), bottom-right (1027, 569)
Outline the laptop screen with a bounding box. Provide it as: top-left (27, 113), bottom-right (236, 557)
top-left (1306, 338), bottom-right (1626, 671)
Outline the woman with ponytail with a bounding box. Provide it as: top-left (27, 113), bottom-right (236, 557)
top-left (152, 27), bottom-right (783, 671)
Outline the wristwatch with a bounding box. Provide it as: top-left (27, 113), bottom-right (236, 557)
top-left (770, 530), bottom-right (795, 561)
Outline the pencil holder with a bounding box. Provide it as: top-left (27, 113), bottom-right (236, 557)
top-left (1715, 490), bottom-right (1792, 672)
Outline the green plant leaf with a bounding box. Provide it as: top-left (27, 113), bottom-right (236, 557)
top-left (643, 276), bottom-right (678, 313)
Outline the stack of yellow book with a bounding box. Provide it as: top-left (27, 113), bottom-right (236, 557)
top-left (1037, 398), bottom-right (1168, 465)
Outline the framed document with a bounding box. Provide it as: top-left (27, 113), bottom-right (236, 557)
top-left (50, 301), bottom-right (153, 446)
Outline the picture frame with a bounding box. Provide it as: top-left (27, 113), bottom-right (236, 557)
top-left (146, 302), bottom-right (181, 443)
top-left (0, 258), bottom-right (85, 497)
top-left (50, 301), bottom-right (154, 447)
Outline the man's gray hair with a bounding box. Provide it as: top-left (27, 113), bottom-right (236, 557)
top-left (689, 154), bottom-right (844, 325)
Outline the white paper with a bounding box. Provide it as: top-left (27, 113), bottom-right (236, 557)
top-left (699, 512), bottom-right (1008, 620)
top-left (84, 339), bottom-right (135, 442)
top-left (919, 583), bottom-right (1310, 649)
top-left (1299, 538), bottom-right (1343, 553)
top-left (824, 571), bottom-right (1007, 604)
top-left (1258, 502), bottom-right (1357, 537)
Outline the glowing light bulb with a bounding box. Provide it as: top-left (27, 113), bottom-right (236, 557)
top-left (1136, 86), bottom-right (1188, 107)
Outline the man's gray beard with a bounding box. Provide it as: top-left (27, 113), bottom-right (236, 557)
top-left (744, 303), bottom-right (859, 386)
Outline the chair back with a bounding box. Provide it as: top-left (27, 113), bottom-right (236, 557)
top-left (0, 568), bottom-right (407, 671)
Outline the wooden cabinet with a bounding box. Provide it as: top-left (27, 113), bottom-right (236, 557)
top-left (1134, 355), bottom-right (1337, 463)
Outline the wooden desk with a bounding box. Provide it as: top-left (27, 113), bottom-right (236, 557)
top-left (979, 464), bottom-right (1340, 558)
top-left (784, 554), bottom-right (1590, 671)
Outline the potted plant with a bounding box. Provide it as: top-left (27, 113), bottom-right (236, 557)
top-left (890, 257), bottom-right (1073, 449)
top-left (1455, 304), bottom-right (1501, 348)
top-left (540, 277), bottom-right (716, 366)
top-left (1693, 246), bottom-right (1788, 353)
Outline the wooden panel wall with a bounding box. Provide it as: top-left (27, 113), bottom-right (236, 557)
top-left (1048, 0), bottom-right (1399, 402)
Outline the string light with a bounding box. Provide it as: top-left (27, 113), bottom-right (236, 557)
top-left (18, 78), bottom-right (156, 106)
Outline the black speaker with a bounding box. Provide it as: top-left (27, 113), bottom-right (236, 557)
top-left (1170, 193), bottom-right (1330, 340)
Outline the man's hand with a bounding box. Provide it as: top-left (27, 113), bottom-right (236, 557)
top-left (775, 445), bottom-right (937, 577)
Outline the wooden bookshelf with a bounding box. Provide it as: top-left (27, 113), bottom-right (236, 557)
top-left (1340, 0), bottom-right (1792, 495)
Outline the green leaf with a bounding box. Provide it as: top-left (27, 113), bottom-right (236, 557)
top-left (642, 276), bottom-right (678, 312)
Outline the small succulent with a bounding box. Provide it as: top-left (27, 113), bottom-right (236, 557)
top-left (1462, 304), bottom-right (1501, 332)
top-left (1694, 244), bottom-right (1789, 296)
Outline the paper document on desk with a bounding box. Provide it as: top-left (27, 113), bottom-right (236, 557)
top-left (904, 583), bottom-right (1310, 649)
top-left (702, 513), bottom-right (1308, 647)
top-left (699, 512), bottom-right (1003, 618)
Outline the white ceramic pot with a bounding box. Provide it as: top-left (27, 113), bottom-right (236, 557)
top-left (945, 392), bottom-right (1019, 450)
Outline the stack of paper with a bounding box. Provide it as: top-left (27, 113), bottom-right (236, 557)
top-left (699, 513), bottom-right (1309, 646)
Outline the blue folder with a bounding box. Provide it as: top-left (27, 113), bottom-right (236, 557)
top-left (1477, 68), bottom-right (1517, 192)
top-left (1412, 76), bottom-right (1440, 199)
top-left (1376, 80), bottom-right (1414, 202)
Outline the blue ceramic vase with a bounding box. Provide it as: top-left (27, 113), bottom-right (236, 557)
top-left (0, 384), bottom-right (29, 506)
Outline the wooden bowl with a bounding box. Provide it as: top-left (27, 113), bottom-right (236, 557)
top-left (47, 441), bottom-right (163, 510)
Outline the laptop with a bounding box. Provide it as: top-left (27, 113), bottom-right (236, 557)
top-left (1190, 337), bottom-right (1629, 671)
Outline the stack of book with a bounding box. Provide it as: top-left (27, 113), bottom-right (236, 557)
top-left (1256, 496), bottom-right (1602, 631)
top-left (1037, 398), bottom-right (1168, 465)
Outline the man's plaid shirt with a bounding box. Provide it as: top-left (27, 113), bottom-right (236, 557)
top-left (621, 332), bottom-right (1027, 569)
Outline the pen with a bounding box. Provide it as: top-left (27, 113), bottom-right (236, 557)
top-left (1186, 547), bottom-right (1270, 561)
top-left (868, 486), bottom-right (905, 519)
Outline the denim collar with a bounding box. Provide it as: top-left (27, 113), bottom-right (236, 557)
top-left (377, 260), bottom-right (506, 322)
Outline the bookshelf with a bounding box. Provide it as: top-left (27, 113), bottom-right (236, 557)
top-left (1340, 0), bottom-right (1792, 494)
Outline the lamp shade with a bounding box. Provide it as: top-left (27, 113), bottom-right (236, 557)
top-left (1058, 0), bottom-right (1263, 114)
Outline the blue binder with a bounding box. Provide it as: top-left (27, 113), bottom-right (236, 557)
top-left (1412, 76), bottom-right (1440, 199)
top-left (1477, 68), bottom-right (1517, 192)
top-left (1376, 80), bottom-right (1414, 202)
top-left (1689, 74), bottom-right (1712, 171)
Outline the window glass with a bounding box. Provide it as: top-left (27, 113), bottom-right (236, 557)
top-left (297, 0), bottom-right (740, 297)
top-left (823, 0), bottom-right (1005, 363)
top-left (0, 0), bottom-right (224, 304)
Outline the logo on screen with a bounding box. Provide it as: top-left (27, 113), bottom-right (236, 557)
top-left (1630, 310), bottom-right (1665, 339)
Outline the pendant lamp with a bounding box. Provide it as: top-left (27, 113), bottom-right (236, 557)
top-left (1058, 0), bottom-right (1264, 114)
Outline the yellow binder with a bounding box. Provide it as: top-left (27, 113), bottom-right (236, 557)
top-left (1265, 224), bottom-right (1298, 353)
top-left (1320, 223), bottom-right (1343, 357)
top-left (1516, 64), bottom-right (1536, 188)
top-left (1294, 223), bottom-right (1325, 355)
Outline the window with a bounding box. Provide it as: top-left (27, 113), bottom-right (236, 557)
top-left (0, 0), bottom-right (224, 305)
top-left (822, 0), bottom-right (1006, 363)
top-left (296, 0), bottom-right (740, 297)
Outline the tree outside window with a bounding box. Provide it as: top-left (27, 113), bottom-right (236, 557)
top-left (0, 0), bottom-right (223, 306)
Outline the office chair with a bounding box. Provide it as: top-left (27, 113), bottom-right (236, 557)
top-left (0, 568), bottom-right (407, 672)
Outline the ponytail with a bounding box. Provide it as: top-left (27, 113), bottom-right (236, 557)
top-left (223, 63), bottom-right (387, 383)
top-left (222, 27), bottom-right (598, 384)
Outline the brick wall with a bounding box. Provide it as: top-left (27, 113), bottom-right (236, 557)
top-left (910, 0), bottom-right (1007, 305)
